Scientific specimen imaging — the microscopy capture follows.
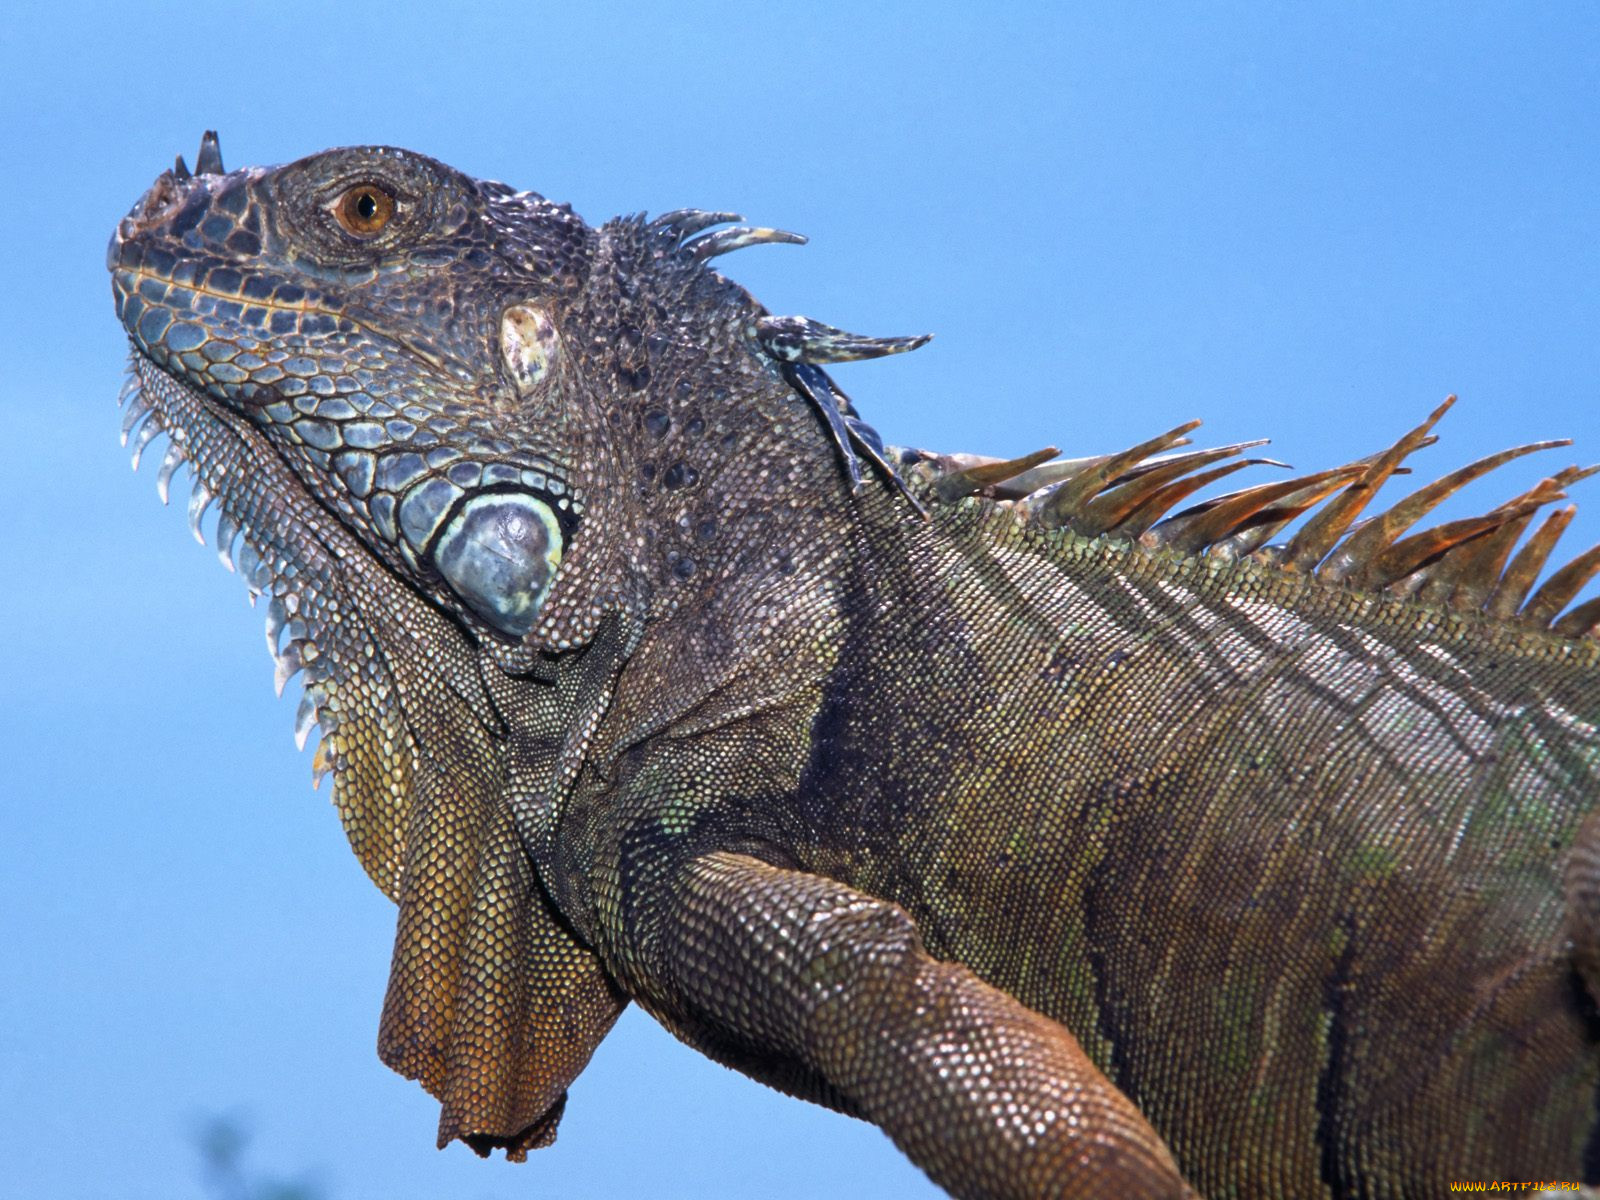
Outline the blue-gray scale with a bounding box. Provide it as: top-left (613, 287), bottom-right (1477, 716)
top-left (430, 492), bottom-right (565, 636)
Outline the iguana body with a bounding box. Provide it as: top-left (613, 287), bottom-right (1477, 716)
top-left (108, 136), bottom-right (1600, 1198)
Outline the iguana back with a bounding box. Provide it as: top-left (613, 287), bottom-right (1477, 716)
top-left (783, 479), bottom-right (1600, 1194)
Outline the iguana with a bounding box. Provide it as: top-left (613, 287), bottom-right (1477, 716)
top-left (108, 133), bottom-right (1600, 1200)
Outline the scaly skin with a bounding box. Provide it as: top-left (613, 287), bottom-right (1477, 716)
top-left (109, 137), bottom-right (1600, 1198)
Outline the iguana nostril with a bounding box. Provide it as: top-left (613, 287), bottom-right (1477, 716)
top-left (140, 172), bottom-right (182, 221)
top-left (430, 492), bottom-right (564, 637)
top-left (108, 172), bottom-right (201, 269)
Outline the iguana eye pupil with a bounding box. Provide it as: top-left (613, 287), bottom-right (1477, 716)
top-left (334, 183), bottom-right (396, 236)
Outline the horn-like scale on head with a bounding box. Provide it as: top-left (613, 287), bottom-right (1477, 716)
top-left (752, 311), bottom-right (934, 507)
top-left (194, 129), bottom-right (224, 176)
top-left (644, 201), bottom-right (937, 513)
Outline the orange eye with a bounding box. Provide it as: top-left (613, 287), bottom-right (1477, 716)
top-left (334, 183), bottom-right (396, 236)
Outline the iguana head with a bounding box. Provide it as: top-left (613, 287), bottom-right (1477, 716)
top-left (110, 137), bottom-right (607, 658)
top-left (110, 134), bottom-right (925, 671)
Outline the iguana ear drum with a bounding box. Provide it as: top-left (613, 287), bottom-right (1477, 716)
top-left (431, 492), bottom-right (564, 637)
top-left (501, 302), bottom-right (561, 397)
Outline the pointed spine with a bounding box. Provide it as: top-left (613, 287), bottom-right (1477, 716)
top-left (293, 691), bottom-right (319, 751)
top-left (186, 483), bottom-right (214, 544)
top-left (1147, 466), bottom-right (1364, 555)
top-left (1552, 595), bottom-right (1600, 639)
top-left (686, 226), bottom-right (807, 261)
top-left (1321, 441), bottom-right (1568, 585)
top-left (934, 447), bottom-right (1060, 502)
top-left (195, 130), bottom-right (224, 176)
top-left (121, 393), bottom-right (154, 442)
top-left (1486, 506), bottom-right (1576, 621)
top-left (214, 512), bottom-right (241, 571)
top-left (129, 415), bottom-right (165, 470)
top-left (651, 209), bottom-right (741, 243)
top-left (1076, 447), bottom-right (1282, 539)
top-left (273, 639), bottom-right (307, 697)
top-left (1520, 541), bottom-right (1600, 629)
top-left (757, 315), bottom-right (932, 365)
top-left (1281, 396), bottom-right (1455, 572)
top-left (1036, 421), bottom-right (1201, 530)
top-left (155, 441), bottom-right (187, 504)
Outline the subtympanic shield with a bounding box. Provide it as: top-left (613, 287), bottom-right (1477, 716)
top-left (432, 492), bottom-right (563, 636)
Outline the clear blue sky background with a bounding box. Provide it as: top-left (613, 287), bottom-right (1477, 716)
top-left (4, 3), bottom-right (1598, 1198)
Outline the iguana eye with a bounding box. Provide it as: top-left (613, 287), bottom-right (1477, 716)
top-left (333, 183), bottom-right (396, 236)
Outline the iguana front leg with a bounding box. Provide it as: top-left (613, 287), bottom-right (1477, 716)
top-left (627, 850), bottom-right (1194, 1199)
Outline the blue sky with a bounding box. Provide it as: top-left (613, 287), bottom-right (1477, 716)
top-left (3, 3), bottom-right (1597, 1197)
